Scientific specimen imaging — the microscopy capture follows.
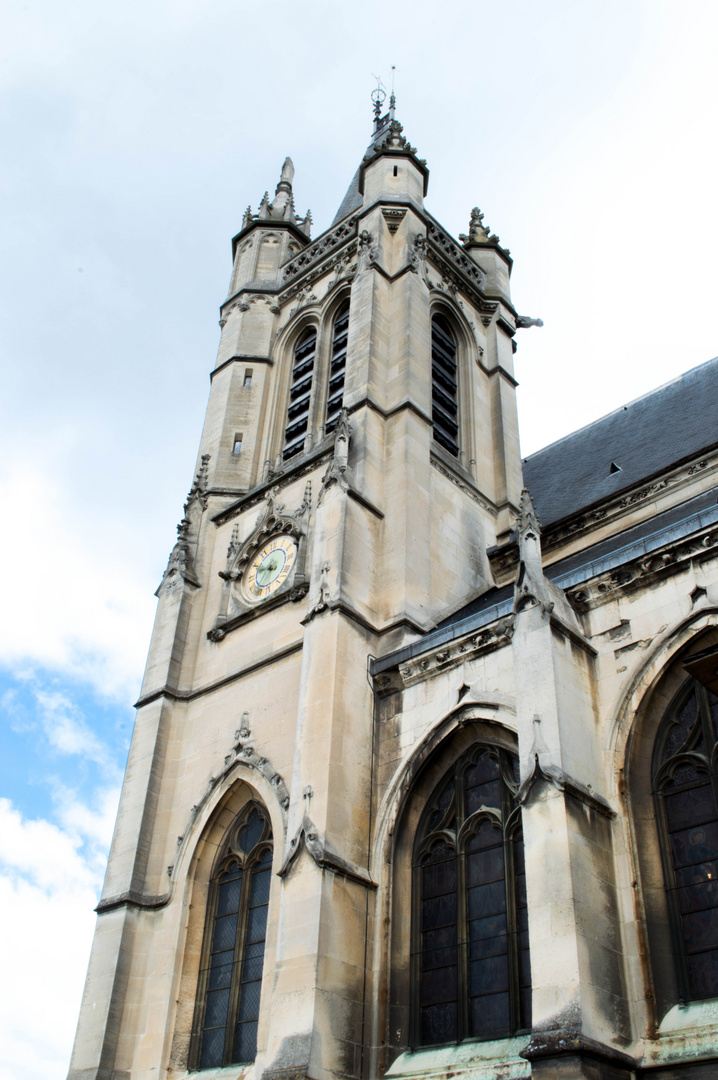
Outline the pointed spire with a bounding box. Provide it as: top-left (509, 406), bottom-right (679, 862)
top-left (240, 158), bottom-right (310, 237)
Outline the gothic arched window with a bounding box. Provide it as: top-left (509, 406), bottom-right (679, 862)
top-left (431, 316), bottom-right (459, 457)
top-left (325, 301), bottom-right (350, 434)
top-left (192, 802), bottom-right (273, 1070)
top-left (283, 328), bottom-right (317, 460)
top-left (413, 744), bottom-right (531, 1047)
top-left (652, 679), bottom-right (718, 1001)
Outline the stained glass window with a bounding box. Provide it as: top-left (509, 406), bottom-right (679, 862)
top-left (653, 679), bottom-right (718, 1000)
top-left (194, 803), bottom-right (272, 1069)
top-left (325, 302), bottom-right (349, 434)
top-left (431, 316), bottom-right (459, 457)
top-left (413, 745), bottom-right (531, 1046)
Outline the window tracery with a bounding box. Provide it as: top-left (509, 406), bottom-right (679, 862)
top-left (192, 802), bottom-right (273, 1070)
top-left (652, 678), bottom-right (718, 1001)
top-left (413, 744), bottom-right (531, 1046)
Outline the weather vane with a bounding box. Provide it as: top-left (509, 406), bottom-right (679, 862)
top-left (371, 68), bottom-right (397, 127)
top-left (371, 75), bottom-right (386, 123)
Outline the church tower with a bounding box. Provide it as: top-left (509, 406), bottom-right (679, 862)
top-left (68, 95), bottom-right (718, 1080)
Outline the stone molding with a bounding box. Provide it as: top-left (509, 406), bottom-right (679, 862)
top-left (568, 515), bottom-right (718, 612)
top-left (134, 639), bottom-right (303, 710)
top-left (278, 813), bottom-right (376, 889)
top-left (540, 451), bottom-right (717, 557)
top-left (209, 484), bottom-right (312, 640)
top-left (373, 615), bottom-right (515, 695)
top-left (281, 214), bottom-right (360, 283)
top-left (430, 456), bottom-right (498, 516)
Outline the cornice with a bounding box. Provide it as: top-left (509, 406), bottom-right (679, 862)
top-left (372, 614), bottom-right (516, 696)
top-left (540, 450), bottom-right (718, 558)
top-left (568, 514), bottom-right (718, 613)
top-left (210, 354), bottom-right (273, 381)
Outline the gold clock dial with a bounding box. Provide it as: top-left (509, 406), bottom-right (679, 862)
top-left (243, 535), bottom-right (297, 601)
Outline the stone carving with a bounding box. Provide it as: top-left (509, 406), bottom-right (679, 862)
top-left (381, 615), bottom-right (516, 692)
top-left (569, 522), bottom-right (718, 612)
top-left (357, 230), bottom-right (378, 274)
top-left (209, 482), bottom-right (312, 638)
top-left (319, 408), bottom-right (352, 503)
top-left (517, 717), bottom-right (615, 818)
top-left (282, 215), bottom-right (360, 282)
top-left (156, 454), bottom-right (210, 595)
top-left (513, 489), bottom-right (554, 618)
top-left (516, 315), bottom-right (544, 329)
top-left (408, 233), bottom-right (430, 286)
top-left (278, 813), bottom-right (376, 889)
top-left (288, 285), bottom-right (318, 318)
top-left (427, 221), bottom-right (486, 289)
top-left (382, 207), bottom-right (407, 234)
top-left (325, 250), bottom-right (357, 293)
top-left (459, 207), bottom-right (492, 245)
top-left (366, 119), bottom-right (425, 164)
top-left (241, 157), bottom-right (311, 238)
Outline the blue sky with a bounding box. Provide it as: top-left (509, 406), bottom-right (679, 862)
top-left (2, 1), bottom-right (718, 1077)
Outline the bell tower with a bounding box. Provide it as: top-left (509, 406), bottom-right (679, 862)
top-left (68, 96), bottom-right (528, 1080)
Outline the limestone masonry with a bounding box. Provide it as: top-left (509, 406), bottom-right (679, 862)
top-left (68, 99), bottom-right (718, 1080)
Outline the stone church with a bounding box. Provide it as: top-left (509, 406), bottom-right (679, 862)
top-left (68, 97), bottom-right (718, 1080)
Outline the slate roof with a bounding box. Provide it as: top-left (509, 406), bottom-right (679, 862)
top-left (331, 165), bottom-right (363, 226)
top-left (373, 485), bottom-right (718, 672)
top-left (523, 356), bottom-right (718, 528)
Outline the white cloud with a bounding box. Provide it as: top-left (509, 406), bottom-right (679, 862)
top-left (0, 792), bottom-right (119, 1080)
top-left (0, 466), bottom-right (156, 700)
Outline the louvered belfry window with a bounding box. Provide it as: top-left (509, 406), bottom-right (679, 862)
top-left (431, 316), bottom-right (459, 457)
top-left (325, 302), bottom-right (350, 433)
top-left (194, 803), bottom-right (272, 1069)
top-left (653, 679), bottom-right (718, 1001)
top-left (413, 745), bottom-right (531, 1047)
top-left (283, 328), bottom-right (317, 460)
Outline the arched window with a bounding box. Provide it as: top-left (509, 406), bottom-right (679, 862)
top-left (325, 301), bottom-right (350, 433)
top-left (283, 328), bottom-right (317, 460)
top-left (413, 744), bottom-right (530, 1047)
top-left (652, 678), bottom-right (718, 1001)
top-left (431, 316), bottom-right (459, 457)
top-left (192, 802), bottom-right (273, 1070)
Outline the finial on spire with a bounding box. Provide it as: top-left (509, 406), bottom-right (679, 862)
top-left (371, 76), bottom-right (387, 128)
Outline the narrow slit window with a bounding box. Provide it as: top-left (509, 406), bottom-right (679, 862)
top-left (243, 369), bottom-right (253, 387)
top-left (232, 434), bottom-right (243, 455)
top-left (283, 328), bottom-right (317, 460)
top-left (193, 803), bottom-right (273, 1070)
top-left (325, 302), bottom-right (350, 434)
top-left (431, 316), bottom-right (459, 457)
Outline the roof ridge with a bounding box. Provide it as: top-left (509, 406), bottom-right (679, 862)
top-left (524, 355), bottom-right (718, 464)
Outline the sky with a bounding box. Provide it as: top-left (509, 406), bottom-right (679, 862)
top-left (1, 1), bottom-right (718, 1077)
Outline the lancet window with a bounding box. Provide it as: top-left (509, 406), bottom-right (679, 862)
top-left (431, 315), bottom-right (459, 457)
top-left (325, 301), bottom-right (350, 433)
top-left (192, 803), bottom-right (273, 1069)
top-left (283, 328), bottom-right (317, 460)
top-left (413, 744), bottom-right (531, 1047)
top-left (652, 678), bottom-right (718, 1001)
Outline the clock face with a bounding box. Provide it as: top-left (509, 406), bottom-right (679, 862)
top-left (243, 535), bottom-right (297, 602)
